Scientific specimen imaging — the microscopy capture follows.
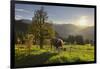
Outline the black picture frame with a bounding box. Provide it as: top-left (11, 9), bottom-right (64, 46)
top-left (10, 0), bottom-right (97, 68)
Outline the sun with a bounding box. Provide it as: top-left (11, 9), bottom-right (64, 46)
top-left (76, 16), bottom-right (89, 27)
top-left (78, 17), bottom-right (87, 26)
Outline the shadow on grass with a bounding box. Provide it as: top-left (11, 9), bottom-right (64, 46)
top-left (15, 52), bottom-right (58, 68)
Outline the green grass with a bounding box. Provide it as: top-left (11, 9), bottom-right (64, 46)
top-left (15, 44), bottom-right (94, 68)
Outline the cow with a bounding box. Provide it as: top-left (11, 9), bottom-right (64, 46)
top-left (50, 38), bottom-right (64, 52)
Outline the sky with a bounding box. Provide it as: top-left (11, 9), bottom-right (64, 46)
top-left (15, 3), bottom-right (95, 26)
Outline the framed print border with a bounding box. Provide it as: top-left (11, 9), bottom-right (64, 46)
top-left (10, 0), bottom-right (97, 68)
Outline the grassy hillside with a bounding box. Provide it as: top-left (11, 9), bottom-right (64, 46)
top-left (15, 44), bottom-right (94, 68)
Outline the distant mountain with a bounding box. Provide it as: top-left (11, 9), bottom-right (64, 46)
top-left (79, 26), bottom-right (94, 40)
top-left (53, 24), bottom-right (94, 40)
top-left (20, 19), bottom-right (32, 24)
top-left (53, 24), bottom-right (80, 38)
top-left (15, 19), bottom-right (31, 33)
top-left (15, 19), bottom-right (94, 40)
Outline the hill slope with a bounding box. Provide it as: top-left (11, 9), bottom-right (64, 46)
top-left (15, 19), bottom-right (94, 40)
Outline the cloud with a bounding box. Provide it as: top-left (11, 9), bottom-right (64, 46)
top-left (15, 8), bottom-right (33, 20)
top-left (15, 15), bottom-right (23, 20)
top-left (15, 15), bottom-right (32, 20)
top-left (15, 8), bottom-right (31, 14)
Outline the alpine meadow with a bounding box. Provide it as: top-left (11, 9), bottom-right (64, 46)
top-left (14, 3), bottom-right (95, 68)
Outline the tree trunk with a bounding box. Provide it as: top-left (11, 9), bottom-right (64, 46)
top-left (40, 36), bottom-right (44, 49)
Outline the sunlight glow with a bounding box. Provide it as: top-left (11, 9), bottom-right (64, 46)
top-left (75, 16), bottom-right (89, 27)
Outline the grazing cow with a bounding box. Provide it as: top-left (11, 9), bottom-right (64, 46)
top-left (50, 38), bottom-right (64, 52)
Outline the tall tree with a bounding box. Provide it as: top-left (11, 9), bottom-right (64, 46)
top-left (30, 7), bottom-right (55, 49)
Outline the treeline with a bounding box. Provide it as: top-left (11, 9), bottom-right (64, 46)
top-left (62, 35), bottom-right (94, 45)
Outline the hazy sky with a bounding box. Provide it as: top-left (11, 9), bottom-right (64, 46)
top-left (15, 3), bottom-right (94, 26)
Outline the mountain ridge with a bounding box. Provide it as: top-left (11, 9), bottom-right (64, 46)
top-left (15, 19), bottom-right (94, 40)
